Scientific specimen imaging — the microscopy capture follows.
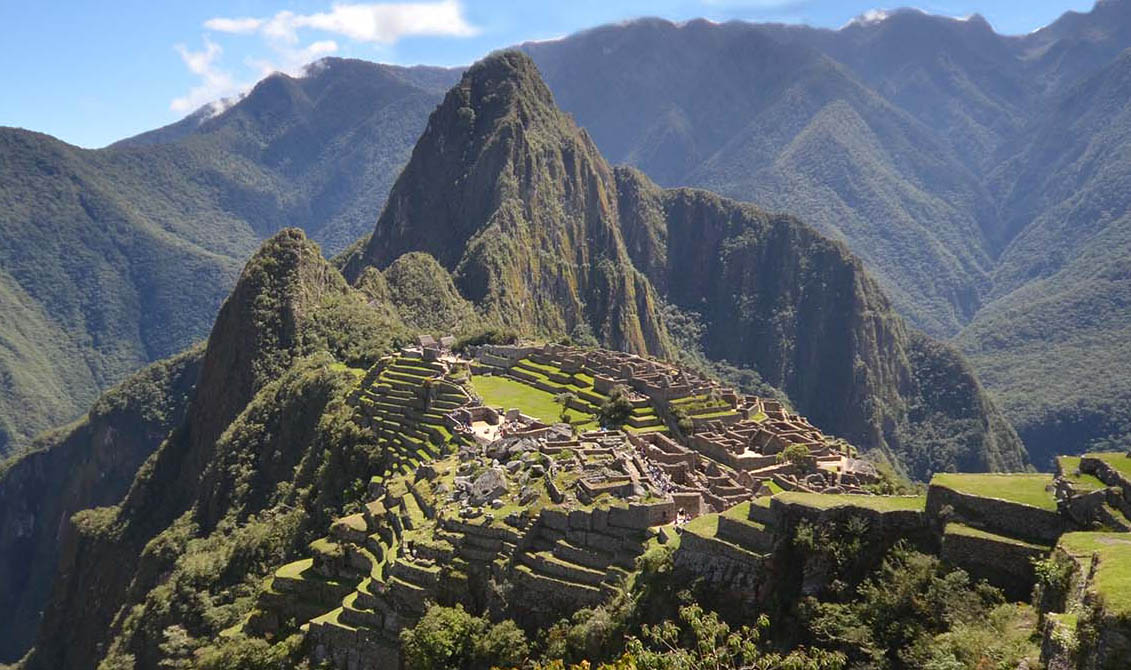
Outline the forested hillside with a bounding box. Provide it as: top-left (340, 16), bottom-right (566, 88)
top-left (0, 60), bottom-right (456, 454)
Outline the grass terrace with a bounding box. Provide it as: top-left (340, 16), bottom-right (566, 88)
top-left (1084, 452), bottom-right (1131, 480)
top-left (1057, 456), bottom-right (1107, 492)
top-left (944, 523), bottom-right (1051, 550)
top-left (931, 473), bottom-right (1056, 511)
top-left (470, 374), bottom-right (598, 430)
top-left (776, 491), bottom-right (926, 512)
top-left (1058, 532), bottom-right (1131, 617)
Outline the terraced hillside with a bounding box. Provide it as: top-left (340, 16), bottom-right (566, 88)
top-left (171, 336), bottom-right (1131, 670)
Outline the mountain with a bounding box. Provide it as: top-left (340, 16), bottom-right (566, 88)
top-left (0, 59), bottom-right (457, 456)
top-left (957, 47), bottom-right (1131, 464)
top-left (514, 3), bottom-right (1131, 462)
top-left (9, 0), bottom-right (1131, 467)
top-left (343, 51), bottom-right (1024, 477)
top-left (521, 17), bottom-right (999, 337)
top-left (23, 228), bottom-right (408, 670)
top-left (343, 52), bottom-right (672, 356)
top-left (0, 347), bottom-right (203, 661)
top-left (15, 52), bottom-right (1026, 670)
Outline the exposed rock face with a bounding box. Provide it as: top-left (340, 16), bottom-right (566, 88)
top-left (469, 468), bottom-right (507, 505)
top-left (345, 51), bottom-right (672, 356)
top-left (348, 51), bottom-right (1026, 478)
top-left (0, 348), bottom-right (202, 662)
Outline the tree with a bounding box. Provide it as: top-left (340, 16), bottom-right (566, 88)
top-left (401, 604), bottom-right (530, 670)
top-left (598, 385), bottom-right (633, 428)
top-left (778, 443), bottom-right (812, 470)
top-left (537, 604), bottom-right (844, 670)
top-left (555, 392), bottom-right (578, 424)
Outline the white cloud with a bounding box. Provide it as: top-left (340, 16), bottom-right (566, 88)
top-left (210, 0), bottom-right (478, 45)
top-left (170, 38), bottom-right (244, 114)
top-left (171, 1), bottom-right (476, 118)
top-left (203, 17), bottom-right (264, 33)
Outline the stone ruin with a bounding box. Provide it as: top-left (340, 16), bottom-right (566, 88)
top-left (463, 342), bottom-right (881, 510)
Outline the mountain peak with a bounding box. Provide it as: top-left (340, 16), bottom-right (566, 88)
top-left (351, 48), bottom-right (600, 272)
top-left (348, 50), bottom-right (669, 354)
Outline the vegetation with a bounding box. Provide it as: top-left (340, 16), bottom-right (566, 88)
top-left (471, 375), bottom-right (595, 428)
top-left (930, 473), bottom-right (1056, 511)
top-left (1057, 533), bottom-right (1131, 617)
top-left (802, 543), bottom-right (1039, 669)
top-left (597, 385), bottom-right (634, 428)
top-left (400, 605), bottom-right (530, 670)
top-left (778, 443), bottom-right (812, 470)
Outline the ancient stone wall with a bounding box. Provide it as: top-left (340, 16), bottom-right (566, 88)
top-left (926, 485), bottom-right (1067, 544)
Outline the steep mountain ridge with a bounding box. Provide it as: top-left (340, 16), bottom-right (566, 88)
top-left (615, 168), bottom-right (1022, 474)
top-left (347, 51), bottom-right (672, 356)
top-left (0, 347), bottom-right (202, 662)
top-left (522, 18), bottom-right (998, 336)
top-left (25, 229), bottom-right (406, 670)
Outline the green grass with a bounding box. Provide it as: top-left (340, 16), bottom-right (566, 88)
top-left (1057, 456), bottom-right (1107, 492)
top-left (1058, 532), bottom-right (1131, 616)
top-left (682, 513), bottom-right (720, 538)
top-left (944, 523), bottom-right (1050, 550)
top-left (931, 473), bottom-right (1056, 511)
top-left (1084, 452), bottom-right (1131, 480)
top-left (276, 558), bottom-right (314, 579)
top-left (776, 491), bottom-right (926, 512)
top-left (470, 374), bottom-right (596, 428)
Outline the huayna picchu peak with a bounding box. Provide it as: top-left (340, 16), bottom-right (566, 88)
top-left (7, 5), bottom-right (1131, 669)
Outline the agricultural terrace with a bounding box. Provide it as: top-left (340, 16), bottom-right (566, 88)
top-left (931, 473), bottom-right (1056, 511)
top-left (776, 491), bottom-right (926, 512)
top-left (1057, 532), bottom-right (1131, 617)
top-left (1057, 456), bottom-right (1107, 492)
top-left (470, 374), bottom-right (598, 430)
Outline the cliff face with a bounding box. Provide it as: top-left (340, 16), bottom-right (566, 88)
top-left (347, 51), bottom-right (672, 356)
top-left (25, 229), bottom-right (406, 670)
top-left (613, 168), bottom-right (1026, 476)
top-left (0, 348), bottom-right (202, 663)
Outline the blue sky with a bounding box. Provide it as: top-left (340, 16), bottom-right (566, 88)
top-left (1, 0), bottom-right (1097, 148)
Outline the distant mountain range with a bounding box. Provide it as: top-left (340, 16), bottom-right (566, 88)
top-left (3, 0), bottom-right (1131, 466)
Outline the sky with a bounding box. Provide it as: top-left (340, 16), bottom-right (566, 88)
top-left (0, 0), bottom-right (1098, 148)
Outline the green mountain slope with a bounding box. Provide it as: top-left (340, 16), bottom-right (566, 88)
top-left (23, 228), bottom-right (408, 670)
top-left (0, 60), bottom-right (455, 455)
top-left (958, 49), bottom-right (1131, 466)
top-left (0, 347), bottom-right (203, 661)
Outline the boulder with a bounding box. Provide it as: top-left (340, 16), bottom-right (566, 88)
top-left (470, 468), bottom-right (508, 505)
